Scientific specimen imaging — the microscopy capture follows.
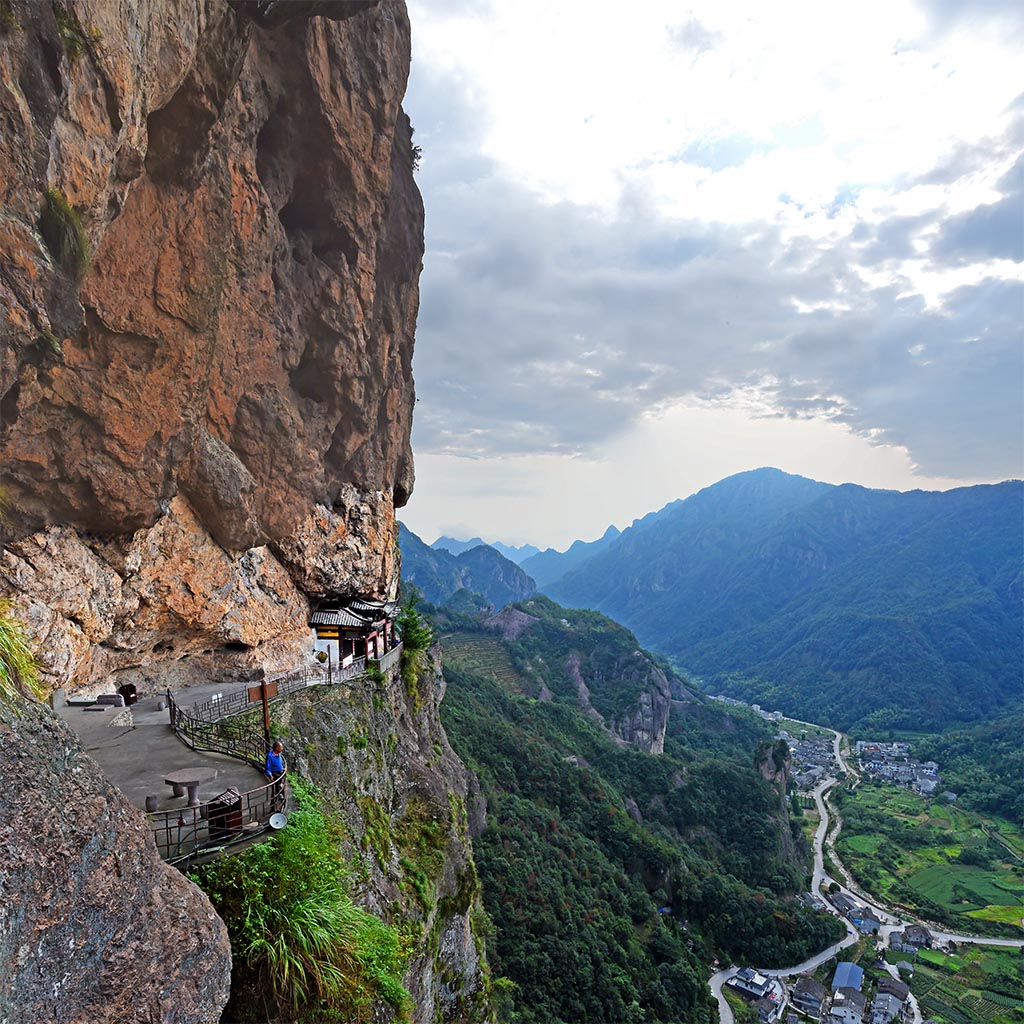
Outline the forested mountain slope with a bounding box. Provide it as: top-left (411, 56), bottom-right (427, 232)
top-left (547, 469), bottom-right (1023, 731)
top-left (431, 596), bottom-right (844, 1024)
top-left (521, 524), bottom-right (622, 588)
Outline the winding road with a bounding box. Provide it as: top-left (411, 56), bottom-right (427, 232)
top-left (707, 721), bottom-right (1023, 1023)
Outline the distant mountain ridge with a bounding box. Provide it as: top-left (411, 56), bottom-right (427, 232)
top-left (521, 524), bottom-right (622, 588)
top-left (431, 535), bottom-right (487, 556)
top-left (431, 535), bottom-right (540, 565)
top-left (545, 468), bottom-right (1024, 731)
top-left (400, 524), bottom-right (536, 609)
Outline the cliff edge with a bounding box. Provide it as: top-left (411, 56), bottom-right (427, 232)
top-left (0, 2), bottom-right (444, 1021)
top-left (0, 0), bottom-right (422, 691)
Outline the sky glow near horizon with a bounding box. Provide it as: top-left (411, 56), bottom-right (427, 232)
top-left (401, 0), bottom-right (1024, 549)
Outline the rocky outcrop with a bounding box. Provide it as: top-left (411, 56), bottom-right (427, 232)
top-left (271, 651), bottom-right (492, 1024)
top-left (0, 699), bottom-right (231, 1024)
top-left (566, 649), bottom-right (673, 754)
top-left (485, 605), bottom-right (539, 641)
top-left (0, 0), bottom-right (422, 687)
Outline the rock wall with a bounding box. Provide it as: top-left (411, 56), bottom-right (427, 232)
top-left (0, 2), bottom-right (471, 1022)
top-left (0, 0), bottom-right (422, 691)
top-left (0, 698), bottom-right (231, 1024)
top-left (566, 649), bottom-right (674, 755)
top-left (270, 651), bottom-right (492, 1024)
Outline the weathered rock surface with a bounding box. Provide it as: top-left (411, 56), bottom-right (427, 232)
top-left (566, 648), bottom-right (674, 754)
top-left (0, 0), bottom-right (421, 686)
top-left (272, 651), bottom-right (492, 1024)
top-left (1, 496), bottom-right (313, 692)
top-left (0, 2), bottom-right (460, 1022)
top-left (0, 699), bottom-right (231, 1024)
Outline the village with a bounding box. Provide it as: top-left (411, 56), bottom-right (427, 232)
top-left (853, 741), bottom-right (953, 801)
top-left (710, 696), bottom-right (949, 799)
top-left (727, 958), bottom-right (917, 1024)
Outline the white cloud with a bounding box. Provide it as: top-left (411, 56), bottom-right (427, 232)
top-left (403, 0), bottom-right (1024, 541)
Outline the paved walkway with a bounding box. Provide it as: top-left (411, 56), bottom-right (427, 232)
top-left (57, 679), bottom-right (273, 814)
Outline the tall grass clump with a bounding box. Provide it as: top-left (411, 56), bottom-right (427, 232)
top-left (191, 778), bottom-right (410, 1021)
top-left (39, 187), bottom-right (90, 278)
top-left (0, 600), bottom-right (42, 706)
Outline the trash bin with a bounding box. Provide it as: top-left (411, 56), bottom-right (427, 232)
top-left (205, 787), bottom-right (242, 841)
top-left (117, 683), bottom-right (138, 706)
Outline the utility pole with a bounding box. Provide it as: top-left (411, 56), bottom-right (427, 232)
top-left (261, 678), bottom-right (270, 745)
top-left (248, 679), bottom-right (279, 746)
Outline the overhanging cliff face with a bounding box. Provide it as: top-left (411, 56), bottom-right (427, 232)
top-left (0, 0), bottom-right (422, 691)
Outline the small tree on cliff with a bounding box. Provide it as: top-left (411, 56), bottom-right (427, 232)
top-left (397, 592), bottom-right (433, 710)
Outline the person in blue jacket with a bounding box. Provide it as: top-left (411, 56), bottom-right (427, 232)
top-left (265, 740), bottom-right (285, 781)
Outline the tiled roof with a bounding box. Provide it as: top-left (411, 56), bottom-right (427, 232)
top-left (310, 607), bottom-right (368, 628)
top-left (831, 962), bottom-right (864, 991)
top-left (308, 597), bottom-right (396, 629)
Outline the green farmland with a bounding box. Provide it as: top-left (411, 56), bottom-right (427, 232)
top-left (834, 782), bottom-right (1023, 938)
top-left (908, 945), bottom-right (1024, 1024)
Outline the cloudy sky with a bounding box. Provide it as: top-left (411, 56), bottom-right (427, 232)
top-left (400, 0), bottom-right (1023, 549)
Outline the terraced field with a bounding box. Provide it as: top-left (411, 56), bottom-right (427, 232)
top-left (440, 632), bottom-right (524, 692)
top-left (909, 946), bottom-right (1023, 1024)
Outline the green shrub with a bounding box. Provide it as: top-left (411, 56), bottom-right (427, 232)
top-left (53, 3), bottom-right (86, 60)
top-left (0, 601), bottom-right (42, 706)
top-left (39, 187), bottom-right (89, 278)
top-left (191, 780), bottom-right (410, 1020)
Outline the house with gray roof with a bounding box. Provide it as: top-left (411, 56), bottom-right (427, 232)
top-left (792, 976), bottom-right (828, 1017)
top-left (829, 987), bottom-right (866, 1024)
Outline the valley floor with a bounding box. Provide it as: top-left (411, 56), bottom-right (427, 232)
top-left (710, 718), bottom-right (1023, 1024)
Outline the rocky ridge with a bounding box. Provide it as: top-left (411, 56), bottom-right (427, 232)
top-left (270, 651), bottom-right (490, 1024)
top-left (0, 699), bottom-right (231, 1024)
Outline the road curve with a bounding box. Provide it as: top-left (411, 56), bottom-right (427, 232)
top-left (708, 970), bottom-right (735, 1024)
top-left (708, 719), bottom-right (1022, 1021)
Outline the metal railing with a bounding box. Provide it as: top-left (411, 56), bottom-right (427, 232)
top-left (185, 660), bottom-right (366, 724)
top-left (158, 646), bottom-right (402, 862)
top-left (149, 774), bottom-right (286, 865)
top-left (168, 691), bottom-right (268, 767)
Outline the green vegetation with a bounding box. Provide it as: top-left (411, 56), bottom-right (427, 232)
top-left (834, 781), bottom-right (1023, 937)
top-left (397, 594), bottom-right (433, 711)
top-left (914, 715), bottom-right (1024, 823)
top-left (436, 602), bottom-right (844, 1024)
top-left (723, 987), bottom-right (758, 1024)
top-left (39, 187), bottom-right (90, 278)
top-left (777, 716), bottom-right (832, 740)
top-left (906, 944), bottom-right (1023, 1024)
top-left (191, 779), bottom-right (410, 1022)
top-left (0, 600), bottom-right (43, 706)
top-left (469, 594), bottom-right (688, 723)
top-left (54, 3), bottom-right (86, 60)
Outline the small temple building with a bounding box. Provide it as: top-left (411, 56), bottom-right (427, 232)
top-left (308, 597), bottom-right (399, 668)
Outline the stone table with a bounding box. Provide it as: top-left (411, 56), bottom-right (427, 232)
top-left (164, 767), bottom-right (218, 807)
